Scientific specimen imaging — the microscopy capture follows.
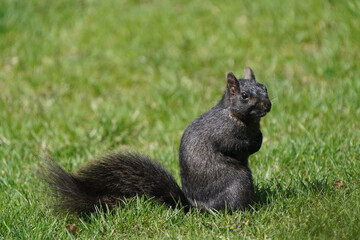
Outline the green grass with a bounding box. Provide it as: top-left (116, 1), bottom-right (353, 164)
top-left (1, 0), bottom-right (359, 239)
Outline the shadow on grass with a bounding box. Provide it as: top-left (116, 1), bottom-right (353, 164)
top-left (253, 177), bottom-right (334, 208)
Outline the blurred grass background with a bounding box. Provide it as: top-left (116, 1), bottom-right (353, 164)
top-left (0, 0), bottom-right (359, 239)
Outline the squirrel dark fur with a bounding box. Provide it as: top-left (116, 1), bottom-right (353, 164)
top-left (43, 67), bottom-right (271, 214)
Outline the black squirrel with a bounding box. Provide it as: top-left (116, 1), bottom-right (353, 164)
top-left (43, 67), bottom-right (271, 214)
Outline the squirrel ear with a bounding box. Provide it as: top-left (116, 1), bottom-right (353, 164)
top-left (244, 67), bottom-right (256, 80)
top-left (226, 72), bottom-right (238, 96)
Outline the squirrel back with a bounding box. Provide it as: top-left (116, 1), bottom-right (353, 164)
top-left (42, 67), bottom-right (271, 214)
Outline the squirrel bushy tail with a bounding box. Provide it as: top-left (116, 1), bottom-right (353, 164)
top-left (43, 153), bottom-right (189, 214)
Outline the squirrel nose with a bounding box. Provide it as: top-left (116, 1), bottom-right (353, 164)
top-left (263, 101), bottom-right (272, 112)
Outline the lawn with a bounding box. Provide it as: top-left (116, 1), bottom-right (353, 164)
top-left (0, 0), bottom-right (359, 239)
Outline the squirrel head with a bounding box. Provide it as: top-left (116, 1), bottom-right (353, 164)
top-left (225, 67), bottom-right (271, 122)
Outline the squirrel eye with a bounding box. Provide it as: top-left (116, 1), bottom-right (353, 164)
top-left (241, 92), bottom-right (249, 99)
